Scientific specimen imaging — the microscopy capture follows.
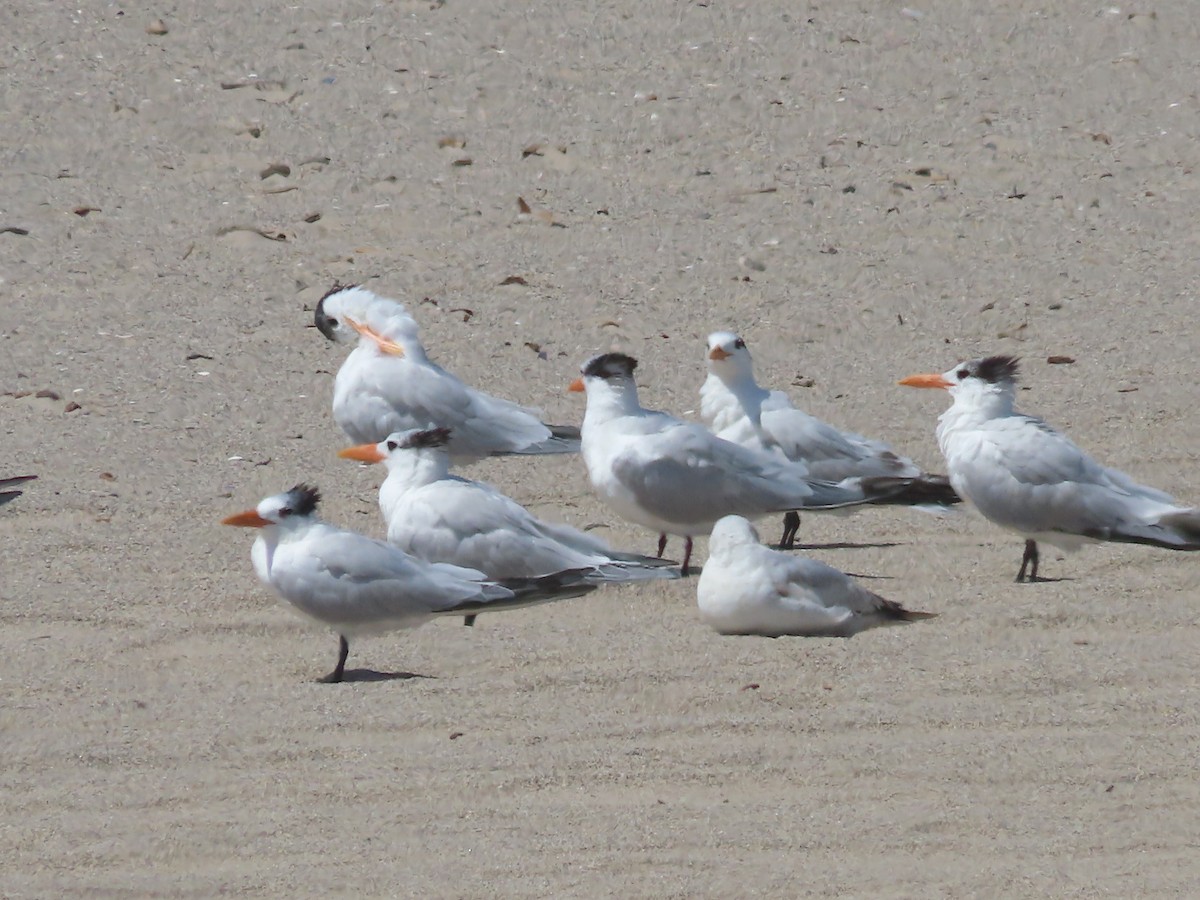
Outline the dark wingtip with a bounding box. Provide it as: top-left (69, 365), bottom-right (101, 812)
top-left (581, 352), bottom-right (638, 379)
top-left (975, 355), bottom-right (1020, 383)
top-left (287, 483), bottom-right (322, 516)
top-left (401, 427), bottom-right (452, 450)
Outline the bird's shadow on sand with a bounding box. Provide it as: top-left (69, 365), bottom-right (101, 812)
top-left (770, 541), bottom-right (902, 552)
top-left (327, 669), bottom-right (435, 684)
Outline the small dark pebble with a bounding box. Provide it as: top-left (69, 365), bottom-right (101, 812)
top-left (36, 389), bottom-right (61, 400)
top-left (65, 401), bottom-right (82, 413)
top-left (1047, 355), bottom-right (1075, 365)
top-left (449, 731), bottom-right (464, 740)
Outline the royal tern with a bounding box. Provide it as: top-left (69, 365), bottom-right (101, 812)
top-left (314, 283), bottom-right (580, 461)
top-left (697, 516), bottom-right (937, 636)
top-left (900, 355), bottom-right (1200, 581)
top-left (702, 331), bottom-right (959, 547)
top-left (570, 352), bottom-right (903, 575)
top-left (338, 427), bottom-right (680, 624)
top-left (0, 475), bottom-right (36, 508)
top-left (222, 484), bottom-right (596, 682)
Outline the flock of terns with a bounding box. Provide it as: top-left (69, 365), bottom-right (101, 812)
top-left (206, 284), bottom-right (1200, 682)
top-left (0, 283), bottom-right (1189, 682)
top-left (4, 282), bottom-right (1195, 681)
top-left (4, 281), bottom-right (1197, 681)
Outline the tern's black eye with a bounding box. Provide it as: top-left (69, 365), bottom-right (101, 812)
top-left (386, 441), bottom-right (398, 451)
top-left (956, 368), bottom-right (970, 380)
top-left (734, 338), bottom-right (745, 349)
top-left (278, 507), bottom-right (293, 518)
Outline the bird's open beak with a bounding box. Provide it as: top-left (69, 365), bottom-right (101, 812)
top-left (222, 510), bottom-right (271, 528)
top-left (898, 373), bottom-right (953, 390)
top-left (345, 316), bottom-right (405, 356)
top-left (568, 377), bottom-right (585, 393)
top-left (338, 443), bottom-right (386, 463)
top-left (708, 346), bottom-right (731, 361)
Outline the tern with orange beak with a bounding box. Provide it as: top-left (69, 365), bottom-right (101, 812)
top-left (222, 484), bottom-right (595, 682)
top-left (701, 331), bottom-right (959, 548)
top-left (314, 284), bottom-right (579, 461)
top-left (900, 355), bottom-right (1200, 581)
top-left (570, 352), bottom-right (906, 575)
top-left (338, 427), bottom-right (678, 625)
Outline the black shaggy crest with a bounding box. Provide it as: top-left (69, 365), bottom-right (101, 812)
top-left (313, 282), bottom-right (359, 341)
top-left (582, 352), bottom-right (638, 380)
top-left (973, 355), bottom-right (1020, 383)
top-left (285, 484), bottom-right (322, 517)
top-left (401, 427), bottom-right (453, 450)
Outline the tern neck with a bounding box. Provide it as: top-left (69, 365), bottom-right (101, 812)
top-left (937, 381), bottom-right (1017, 442)
top-left (582, 377), bottom-right (643, 425)
top-left (711, 367), bottom-right (770, 423)
top-left (380, 449), bottom-right (450, 511)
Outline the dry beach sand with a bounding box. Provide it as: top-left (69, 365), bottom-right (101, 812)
top-left (3, 1), bottom-right (1200, 895)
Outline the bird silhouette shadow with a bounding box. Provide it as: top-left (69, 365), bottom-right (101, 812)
top-left (325, 668), bottom-right (434, 684)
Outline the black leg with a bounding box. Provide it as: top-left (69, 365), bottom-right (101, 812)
top-left (1015, 539), bottom-right (1039, 583)
top-left (319, 634), bottom-right (350, 683)
top-left (680, 536), bottom-right (694, 577)
top-left (463, 615), bottom-right (477, 627)
top-left (656, 533), bottom-right (668, 558)
top-left (780, 511), bottom-right (801, 549)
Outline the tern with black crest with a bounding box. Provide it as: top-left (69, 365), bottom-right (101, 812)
top-left (315, 284), bottom-right (579, 461)
top-left (339, 427), bottom-right (680, 624)
top-left (222, 484), bottom-right (595, 682)
top-left (570, 352), bottom-right (905, 575)
top-left (900, 355), bottom-right (1200, 581)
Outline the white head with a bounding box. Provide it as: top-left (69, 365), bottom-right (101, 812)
top-left (338, 427), bottom-right (452, 468)
top-left (708, 515), bottom-right (763, 555)
top-left (900, 355), bottom-right (1020, 412)
top-left (705, 331), bottom-right (755, 382)
top-left (314, 284), bottom-right (420, 356)
top-left (222, 484), bottom-right (323, 530)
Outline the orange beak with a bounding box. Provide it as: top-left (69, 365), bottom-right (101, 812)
top-left (708, 346), bottom-right (731, 361)
top-left (345, 316), bottom-right (405, 356)
top-left (568, 377), bottom-right (585, 393)
top-left (898, 373), bottom-right (953, 390)
top-left (338, 443), bottom-right (386, 464)
top-left (222, 510), bottom-right (271, 528)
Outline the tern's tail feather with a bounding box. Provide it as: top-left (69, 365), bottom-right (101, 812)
top-left (1084, 509), bottom-right (1200, 551)
top-left (858, 474), bottom-right (961, 508)
top-left (585, 560), bottom-right (682, 584)
top-left (0, 475), bottom-right (36, 508)
top-left (433, 570), bottom-right (597, 618)
top-left (492, 424), bottom-right (581, 457)
top-left (876, 595), bottom-right (939, 623)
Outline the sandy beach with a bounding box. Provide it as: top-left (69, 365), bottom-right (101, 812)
top-left (3, 2), bottom-right (1200, 895)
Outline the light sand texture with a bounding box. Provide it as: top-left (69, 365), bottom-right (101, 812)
top-left (3, 2), bottom-right (1199, 896)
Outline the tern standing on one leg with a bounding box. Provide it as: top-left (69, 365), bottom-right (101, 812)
top-left (900, 354), bottom-right (1200, 581)
top-left (222, 484), bottom-right (595, 682)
